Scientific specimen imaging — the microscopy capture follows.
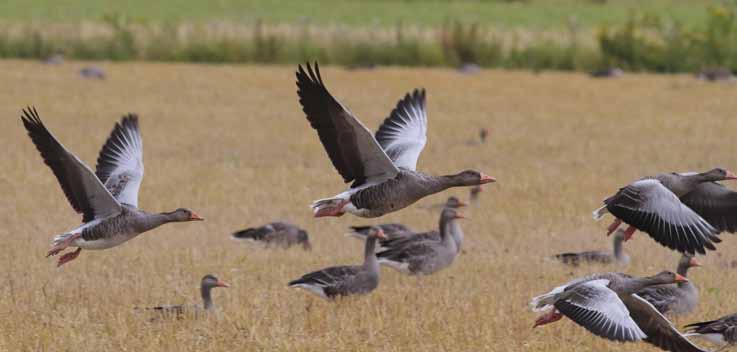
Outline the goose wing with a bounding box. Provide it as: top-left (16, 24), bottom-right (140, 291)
top-left (680, 181), bottom-right (737, 233)
top-left (605, 179), bottom-right (720, 254)
top-left (374, 89), bottom-right (428, 170)
top-left (95, 114), bottom-right (144, 207)
top-left (623, 294), bottom-right (708, 352)
top-left (554, 279), bottom-right (647, 342)
top-left (21, 107), bottom-right (121, 223)
top-left (296, 62), bottom-right (398, 188)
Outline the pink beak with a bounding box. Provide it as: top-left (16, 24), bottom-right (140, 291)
top-left (726, 170), bottom-right (737, 180)
top-left (216, 280), bottom-right (230, 288)
top-left (479, 174), bottom-right (496, 184)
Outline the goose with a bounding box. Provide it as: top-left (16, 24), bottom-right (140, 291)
top-left (638, 255), bottom-right (701, 315)
top-left (139, 275), bottom-right (229, 318)
top-left (21, 107), bottom-right (204, 266)
top-left (288, 227), bottom-right (386, 300)
top-left (685, 313), bottom-right (737, 348)
top-left (593, 168), bottom-right (737, 255)
top-left (376, 208), bottom-right (463, 275)
top-left (552, 228), bottom-right (629, 266)
top-left (420, 195), bottom-right (468, 211)
top-left (296, 62), bottom-right (495, 218)
top-left (531, 271), bottom-right (708, 352)
top-left (349, 197), bottom-right (466, 253)
top-left (232, 221), bottom-right (311, 250)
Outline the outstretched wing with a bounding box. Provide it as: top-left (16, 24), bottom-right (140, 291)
top-left (605, 179), bottom-right (720, 255)
top-left (95, 114), bottom-right (144, 207)
top-left (555, 279), bottom-right (647, 342)
top-left (374, 89), bottom-right (428, 170)
top-left (624, 294), bottom-right (708, 352)
top-left (21, 107), bottom-right (121, 223)
top-left (680, 181), bottom-right (737, 233)
top-left (296, 62), bottom-right (398, 188)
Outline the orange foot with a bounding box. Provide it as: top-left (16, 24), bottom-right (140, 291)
top-left (57, 248), bottom-right (82, 267)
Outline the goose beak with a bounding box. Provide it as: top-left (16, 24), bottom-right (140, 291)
top-left (189, 212), bottom-right (205, 221)
top-left (689, 258), bottom-right (702, 267)
top-left (726, 170), bottom-right (737, 180)
top-left (216, 280), bottom-right (230, 288)
top-left (456, 200), bottom-right (468, 208)
top-left (479, 174), bottom-right (496, 184)
top-left (454, 213), bottom-right (467, 220)
top-left (674, 274), bottom-right (689, 283)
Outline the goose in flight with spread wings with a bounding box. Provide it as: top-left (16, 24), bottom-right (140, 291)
top-left (531, 271), bottom-right (708, 352)
top-left (593, 168), bottom-right (737, 255)
top-left (21, 107), bottom-right (203, 266)
top-left (296, 62), bottom-right (495, 218)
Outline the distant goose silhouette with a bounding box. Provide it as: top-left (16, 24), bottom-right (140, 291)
top-left (296, 62), bottom-right (495, 218)
top-left (21, 107), bottom-right (203, 266)
top-left (232, 221), bottom-right (311, 250)
top-left (138, 275), bottom-right (229, 318)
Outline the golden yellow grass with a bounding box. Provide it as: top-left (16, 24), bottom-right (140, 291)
top-left (1, 61), bottom-right (737, 351)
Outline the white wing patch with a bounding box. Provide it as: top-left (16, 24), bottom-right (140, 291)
top-left (375, 89), bottom-right (428, 170)
top-left (96, 115), bottom-right (144, 208)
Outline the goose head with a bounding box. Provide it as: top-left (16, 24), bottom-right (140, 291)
top-left (700, 167), bottom-right (737, 182)
top-left (169, 208), bottom-right (204, 222)
top-left (451, 170), bottom-right (496, 186)
top-left (201, 274), bottom-right (230, 289)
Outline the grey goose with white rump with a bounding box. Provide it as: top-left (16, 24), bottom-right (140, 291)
top-left (531, 271), bottom-right (708, 352)
top-left (552, 228), bottom-right (629, 266)
top-left (21, 107), bottom-right (203, 266)
top-left (138, 275), bottom-right (229, 318)
top-left (288, 227), bottom-right (386, 300)
top-left (296, 62), bottom-right (495, 218)
top-left (594, 168), bottom-right (737, 254)
top-left (685, 312), bottom-right (737, 348)
top-left (232, 221), bottom-right (311, 250)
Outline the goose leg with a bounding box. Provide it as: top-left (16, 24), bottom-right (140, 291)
top-left (623, 226), bottom-right (636, 241)
top-left (533, 310), bottom-right (563, 328)
top-left (606, 218), bottom-right (622, 236)
top-left (314, 200), bottom-right (349, 218)
top-left (57, 248), bottom-right (82, 267)
top-left (47, 233), bottom-right (82, 257)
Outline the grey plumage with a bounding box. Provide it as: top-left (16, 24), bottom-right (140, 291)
top-left (139, 275), bottom-right (229, 318)
top-left (289, 227), bottom-right (385, 299)
top-left (685, 313), bottom-right (737, 347)
top-left (376, 208), bottom-right (463, 275)
top-left (553, 229), bottom-right (629, 266)
top-left (232, 221), bottom-right (311, 250)
top-left (532, 271), bottom-right (708, 352)
top-left (638, 255), bottom-right (700, 315)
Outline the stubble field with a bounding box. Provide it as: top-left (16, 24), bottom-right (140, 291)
top-left (1, 61), bottom-right (737, 351)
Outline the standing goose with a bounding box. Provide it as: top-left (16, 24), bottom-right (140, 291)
top-left (21, 107), bottom-right (203, 266)
top-left (139, 275), bottom-right (229, 318)
top-left (638, 255), bottom-right (701, 315)
top-left (348, 196), bottom-right (466, 250)
top-left (593, 168), bottom-right (737, 255)
top-left (376, 208), bottom-right (464, 275)
top-left (552, 229), bottom-right (629, 266)
top-left (684, 313), bottom-right (737, 347)
top-left (531, 271), bottom-right (708, 352)
top-left (232, 221), bottom-right (311, 250)
top-left (288, 227), bottom-right (386, 300)
top-left (296, 62), bottom-right (495, 218)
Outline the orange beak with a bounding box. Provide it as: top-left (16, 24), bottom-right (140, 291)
top-left (479, 174), bottom-right (496, 184)
top-left (689, 258), bottom-right (702, 267)
top-left (216, 280), bottom-right (230, 288)
top-left (456, 200), bottom-right (468, 208)
top-left (674, 274), bottom-right (689, 283)
top-left (726, 170), bottom-right (737, 180)
top-left (454, 212), bottom-right (466, 220)
top-left (189, 212), bottom-right (204, 221)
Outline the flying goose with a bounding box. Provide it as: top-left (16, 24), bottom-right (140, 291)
top-left (376, 208), bottom-right (464, 275)
top-left (531, 271), bottom-right (708, 352)
top-left (296, 62), bottom-right (495, 218)
top-left (685, 313), bottom-right (737, 348)
top-left (593, 168), bottom-right (737, 255)
top-left (21, 107), bottom-right (203, 266)
top-left (288, 227), bottom-right (386, 300)
top-left (139, 275), bottom-right (229, 318)
top-left (552, 229), bottom-right (629, 266)
top-left (638, 255), bottom-right (701, 315)
top-left (232, 221), bottom-right (311, 250)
